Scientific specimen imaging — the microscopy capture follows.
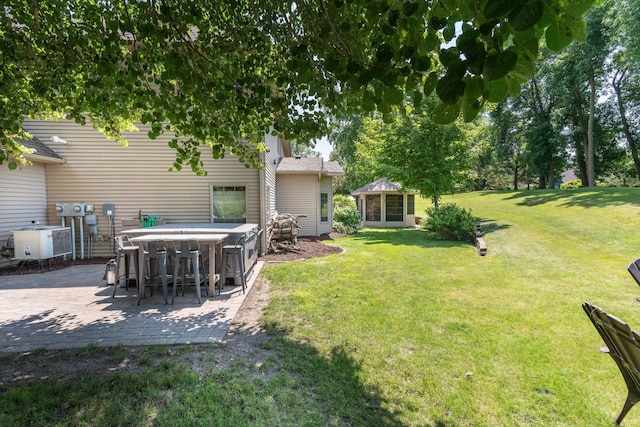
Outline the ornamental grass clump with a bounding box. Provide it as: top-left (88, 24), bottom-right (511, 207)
top-left (423, 202), bottom-right (476, 242)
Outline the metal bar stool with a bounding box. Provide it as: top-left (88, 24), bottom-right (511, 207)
top-left (220, 235), bottom-right (246, 295)
top-left (113, 235), bottom-right (139, 297)
top-left (138, 240), bottom-right (169, 305)
top-left (172, 239), bottom-right (208, 304)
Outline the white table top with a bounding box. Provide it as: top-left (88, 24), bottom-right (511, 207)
top-left (123, 223), bottom-right (257, 237)
top-left (129, 233), bottom-right (229, 243)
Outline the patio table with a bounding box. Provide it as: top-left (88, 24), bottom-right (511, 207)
top-left (129, 233), bottom-right (229, 300)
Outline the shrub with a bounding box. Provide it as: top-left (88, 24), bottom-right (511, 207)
top-left (423, 203), bottom-right (477, 242)
top-left (560, 179), bottom-right (582, 189)
top-left (332, 195), bottom-right (360, 234)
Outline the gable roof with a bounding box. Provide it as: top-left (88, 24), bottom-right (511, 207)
top-left (18, 136), bottom-right (65, 164)
top-left (276, 157), bottom-right (343, 176)
top-left (351, 177), bottom-right (419, 195)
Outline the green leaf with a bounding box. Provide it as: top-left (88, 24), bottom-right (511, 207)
top-left (508, 1), bottom-right (544, 31)
top-left (563, 0), bottom-right (595, 18)
top-left (507, 77), bottom-right (521, 98)
top-left (436, 76), bottom-right (466, 105)
top-left (383, 86), bottom-right (404, 105)
top-left (545, 17), bottom-right (574, 52)
top-left (423, 72), bottom-right (438, 96)
top-left (484, 0), bottom-right (525, 20)
top-left (464, 76), bottom-right (484, 100)
top-left (376, 44), bottom-right (394, 63)
top-left (483, 50), bottom-right (517, 81)
top-left (402, 1), bottom-right (419, 16)
top-left (432, 102), bottom-right (460, 124)
top-left (411, 55), bottom-right (431, 71)
top-left (484, 77), bottom-right (509, 103)
top-left (462, 96), bottom-right (481, 122)
top-left (412, 90), bottom-right (423, 109)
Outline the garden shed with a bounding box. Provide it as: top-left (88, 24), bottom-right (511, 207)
top-left (351, 178), bottom-right (419, 228)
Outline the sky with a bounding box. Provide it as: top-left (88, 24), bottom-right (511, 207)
top-left (314, 136), bottom-right (333, 160)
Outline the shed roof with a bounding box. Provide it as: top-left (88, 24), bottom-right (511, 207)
top-left (351, 177), bottom-right (419, 195)
top-left (276, 157), bottom-right (343, 176)
top-left (18, 137), bottom-right (65, 164)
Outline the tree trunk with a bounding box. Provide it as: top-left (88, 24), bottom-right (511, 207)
top-left (547, 164), bottom-right (555, 189)
top-left (513, 164), bottom-right (519, 190)
top-left (539, 176), bottom-right (546, 189)
top-left (572, 102), bottom-right (588, 186)
top-left (613, 69), bottom-right (640, 181)
top-left (586, 69), bottom-right (596, 187)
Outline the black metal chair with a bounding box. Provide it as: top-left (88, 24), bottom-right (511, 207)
top-left (627, 260), bottom-right (640, 302)
top-left (583, 302), bottom-right (640, 425)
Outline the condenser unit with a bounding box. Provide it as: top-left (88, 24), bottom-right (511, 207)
top-left (12, 227), bottom-right (72, 260)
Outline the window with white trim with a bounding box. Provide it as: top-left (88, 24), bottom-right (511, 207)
top-left (211, 186), bottom-right (246, 223)
top-left (320, 193), bottom-right (328, 222)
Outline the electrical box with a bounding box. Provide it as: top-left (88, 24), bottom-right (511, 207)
top-left (85, 215), bottom-right (98, 225)
top-left (12, 227), bottom-right (72, 260)
top-left (103, 203), bottom-right (115, 217)
top-left (55, 202), bottom-right (86, 217)
top-left (85, 204), bottom-right (95, 213)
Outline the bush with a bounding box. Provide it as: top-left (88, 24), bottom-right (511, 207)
top-left (332, 195), bottom-right (360, 234)
top-left (560, 179), bottom-right (582, 189)
top-left (423, 203), bottom-right (477, 242)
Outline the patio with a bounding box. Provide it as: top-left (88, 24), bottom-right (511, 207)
top-left (0, 261), bottom-right (263, 353)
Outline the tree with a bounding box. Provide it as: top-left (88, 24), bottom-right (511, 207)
top-left (378, 99), bottom-right (470, 207)
top-left (2, 0), bottom-right (595, 172)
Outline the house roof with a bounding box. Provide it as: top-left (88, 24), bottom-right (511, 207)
top-left (18, 137), bottom-right (65, 164)
top-left (276, 157), bottom-right (344, 176)
top-left (351, 177), bottom-right (419, 195)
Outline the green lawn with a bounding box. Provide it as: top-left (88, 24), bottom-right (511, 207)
top-left (2, 187), bottom-right (640, 426)
top-left (261, 187), bottom-right (640, 426)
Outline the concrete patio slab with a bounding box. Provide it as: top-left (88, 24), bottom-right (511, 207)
top-left (0, 261), bottom-right (263, 353)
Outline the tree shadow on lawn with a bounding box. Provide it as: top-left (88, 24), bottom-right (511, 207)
top-left (261, 321), bottom-right (453, 427)
top-left (351, 228), bottom-right (468, 249)
top-left (479, 188), bottom-right (640, 208)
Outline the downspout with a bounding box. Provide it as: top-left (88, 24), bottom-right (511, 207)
top-left (259, 141), bottom-right (266, 256)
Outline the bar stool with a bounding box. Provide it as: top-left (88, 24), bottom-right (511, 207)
top-left (220, 235), bottom-right (246, 295)
top-left (171, 239), bottom-right (208, 304)
top-left (138, 240), bottom-right (169, 305)
top-left (113, 235), bottom-right (139, 297)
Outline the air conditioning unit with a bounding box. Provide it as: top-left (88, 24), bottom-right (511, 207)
top-left (12, 227), bottom-right (72, 260)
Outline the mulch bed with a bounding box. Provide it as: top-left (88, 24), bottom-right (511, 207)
top-left (0, 233), bottom-right (347, 275)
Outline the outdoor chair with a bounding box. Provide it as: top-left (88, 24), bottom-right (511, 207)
top-left (220, 234), bottom-right (246, 295)
top-left (113, 235), bottom-right (139, 297)
top-left (583, 302), bottom-right (640, 425)
top-left (627, 260), bottom-right (640, 302)
top-left (171, 239), bottom-right (208, 304)
top-left (138, 240), bottom-right (169, 305)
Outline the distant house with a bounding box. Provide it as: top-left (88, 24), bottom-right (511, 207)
top-left (351, 178), bottom-right (419, 228)
top-left (0, 119), bottom-right (342, 268)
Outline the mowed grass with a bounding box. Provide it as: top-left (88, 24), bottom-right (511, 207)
top-left (2, 187), bottom-right (640, 426)
top-left (261, 187), bottom-right (640, 426)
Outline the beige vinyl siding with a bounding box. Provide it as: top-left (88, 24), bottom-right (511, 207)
top-left (22, 119), bottom-right (261, 258)
top-left (319, 177), bottom-right (333, 235)
top-left (0, 164), bottom-right (49, 269)
top-left (276, 174), bottom-right (318, 236)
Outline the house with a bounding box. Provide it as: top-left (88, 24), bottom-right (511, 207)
top-left (0, 118), bottom-right (343, 269)
top-left (351, 178), bottom-right (419, 228)
top-left (275, 157), bottom-right (343, 236)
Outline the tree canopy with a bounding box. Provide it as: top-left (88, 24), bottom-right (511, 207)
top-left (2, 0), bottom-right (594, 173)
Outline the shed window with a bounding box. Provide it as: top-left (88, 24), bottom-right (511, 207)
top-left (385, 194), bottom-right (403, 222)
top-left (366, 195), bottom-right (381, 221)
top-left (407, 195), bottom-right (415, 215)
top-left (320, 193), bottom-right (329, 222)
top-left (211, 186), bottom-right (246, 223)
